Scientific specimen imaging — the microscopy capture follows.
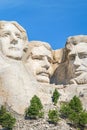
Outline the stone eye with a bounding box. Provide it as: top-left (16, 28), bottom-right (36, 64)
top-left (3, 32), bottom-right (10, 37)
top-left (79, 55), bottom-right (87, 59)
top-left (48, 57), bottom-right (52, 63)
top-left (15, 33), bottom-right (21, 39)
top-left (69, 55), bottom-right (75, 60)
top-left (32, 56), bottom-right (40, 60)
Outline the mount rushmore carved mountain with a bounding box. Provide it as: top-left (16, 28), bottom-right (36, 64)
top-left (0, 21), bottom-right (87, 130)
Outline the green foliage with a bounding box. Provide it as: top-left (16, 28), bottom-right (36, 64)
top-left (38, 111), bottom-right (44, 118)
top-left (60, 103), bottom-right (73, 118)
top-left (52, 89), bottom-right (60, 105)
top-left (48, 109), bottom-right (59, 124)
top-left (25, 95), bottom-right (44, 119)
top-left (68, 111), bottom-right (79, 126)
top-left (68, 111), bottom-right (87, 128)
top-left (69, 96), bottom-right (83, 113)
top-left (0, 105), bottom-right (7, 117)
top-left (0, 105), bottom-right (16, 130)
top-left (79, 111), bottom-right (87, 126)
top-left (60, 96), bottom-right (87, 128)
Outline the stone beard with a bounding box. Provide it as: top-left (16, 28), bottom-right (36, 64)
top-left (67, 42), bottom-right (87, 85)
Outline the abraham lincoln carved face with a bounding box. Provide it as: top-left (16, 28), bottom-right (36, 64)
top-left (66, 35), bottom-right (87, 84)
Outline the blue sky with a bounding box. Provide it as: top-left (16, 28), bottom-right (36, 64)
top-left (0, 0), bottom-right (87, 50)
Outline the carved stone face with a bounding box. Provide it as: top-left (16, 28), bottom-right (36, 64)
top-left (67, 42), bottom-right (87, 84)
top-left (27, 46), bottom-right (53, 83)
top-left (0, 23), bottom-right (25, 59)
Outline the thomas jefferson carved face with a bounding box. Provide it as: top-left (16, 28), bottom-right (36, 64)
top-left (0, 23), bottom-right (26, 59)
top-left (67, 42), bottom-right (87, 84)
top-left (27, 45), bottom-right (53, 83)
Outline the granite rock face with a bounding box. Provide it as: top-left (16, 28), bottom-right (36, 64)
top-left (52, 35), bottom-right (87, 85)
top-left (0, 21), bottom-right (37, 114)
top-left (0, 21), bottom-right (87, 130)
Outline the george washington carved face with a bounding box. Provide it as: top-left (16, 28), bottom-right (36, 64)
top-left (0, 22), bottom-right (27, 60)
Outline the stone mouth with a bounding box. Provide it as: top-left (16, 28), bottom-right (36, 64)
top-left (9, 47), bottom-right (20, 51)
top-left (37, 72), bottom-right (49, 77)
top-left (75, 70), bottom-right (84, 76)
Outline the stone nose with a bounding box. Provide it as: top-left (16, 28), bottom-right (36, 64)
top-left (10, 34), bottom-right (18, 45)
top-left (42, 57), bottom-right (50, 69)
top-left (73, 55), bottom-right (81, 67)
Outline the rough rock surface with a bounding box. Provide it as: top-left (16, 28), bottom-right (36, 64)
top-left (0, 21), bottom-right (87, 130)
top-left (13, 117), bottom-right (75, 130)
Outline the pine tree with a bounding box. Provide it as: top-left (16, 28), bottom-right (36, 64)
top-left (60, 96), bottom-right (87, 128)
top-left (60, 103), bottom-right (73, 118)
top-left (0, 105), bottom-right (16, 130)
top-left (25, 95), bottom-right (44, 119)
top-left (0, 105), bottom-right (7, 117)
top-left (69, 96), bottom-right (83, 113)
top-left (52, 89), bottom-right (60, 105)
top-left (79, 111), bottom-right (87, 126)
top-left (48, 109), bottom-right (59, 125)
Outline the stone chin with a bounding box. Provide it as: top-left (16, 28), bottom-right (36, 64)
top-left (75, 78), bottom-right (87, 85)
top-left (36, 75), bottom-right (50, 83)
top-left (5, 50), bottom-right (23, 60)
top-left (69, 72), bottom-right (87, 85)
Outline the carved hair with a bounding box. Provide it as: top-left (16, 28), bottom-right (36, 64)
top-left (65, 35), bottom-right (87, 61)
top-left (65, 35), bottom-right (87, 51)
top-left (0, 21), bottom-right (28, 41)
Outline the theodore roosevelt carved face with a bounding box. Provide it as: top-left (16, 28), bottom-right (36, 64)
top-left (0, 21), bottom-right (28, 60)
top-left (24, 41), bottom-right (53, 83)
top-left (66, 35), bottom-right (87, 84)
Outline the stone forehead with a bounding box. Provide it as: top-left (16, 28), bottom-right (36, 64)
top-left (27, 41), bottom-right (52, 56)
top-left (69, 43), bottom-right (87, 55)
top-left (31, 46), bottom-right (52, 57)
top-left (0, 20), bottom-right (28, 41)
top-left (65, 35), bottom-right (87, 53)
top-left (28, 41), bottom-right (52, 50)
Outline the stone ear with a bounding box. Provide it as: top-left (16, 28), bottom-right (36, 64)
top-left (23, 47), bottom-right (28, 53)
top-left (66, 43), bottom-right (74, 51)
top-left (23, 41), bottom-right (29, 52)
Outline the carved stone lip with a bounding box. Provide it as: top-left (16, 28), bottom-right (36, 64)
top-left (37, 72), bottom-right (49, 77)
top-left (75, 70), bottom-right (84, 73)
top-left (9, 47), bottom-right (20, 50)
top-left (75, 70), bottom-right (84, 75)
